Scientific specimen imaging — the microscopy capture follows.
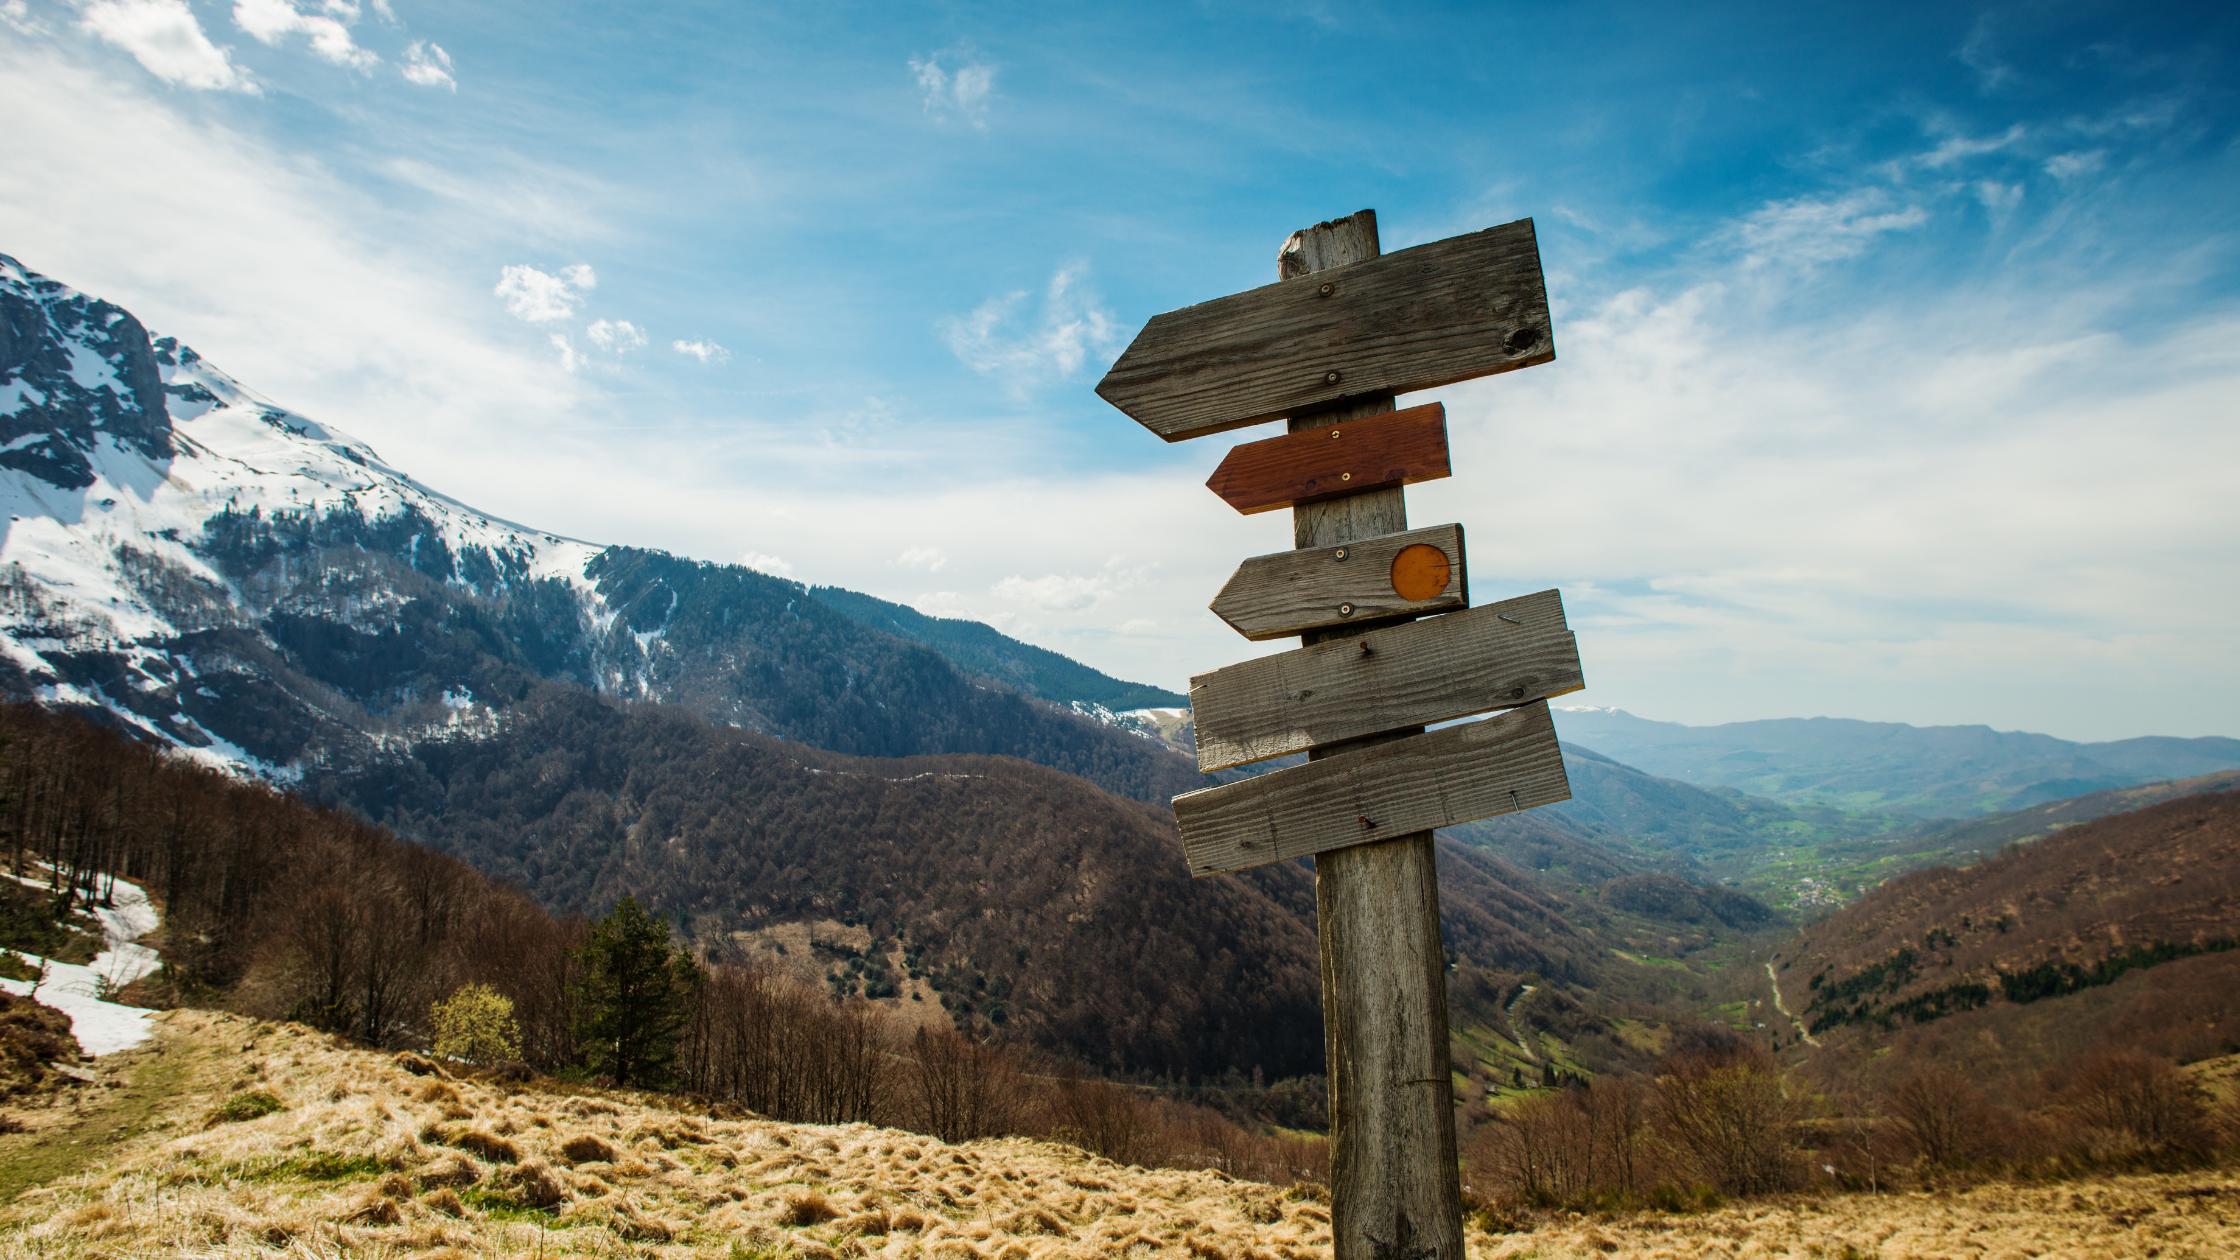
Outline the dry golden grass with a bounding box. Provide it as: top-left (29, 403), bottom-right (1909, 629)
top-left (1474, 1176), bottom-right (2240, 1259)
top-left (3, 1009), bottom-right (2236, 1260)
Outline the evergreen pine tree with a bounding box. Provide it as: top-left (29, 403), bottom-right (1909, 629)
top-left (571, 896), bottom-right (700, 1088)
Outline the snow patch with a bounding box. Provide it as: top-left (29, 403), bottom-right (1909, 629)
top-left (1, 871), bottom-right (162, 1055)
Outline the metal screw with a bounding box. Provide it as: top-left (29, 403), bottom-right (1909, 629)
top-left (1319, 282), bottom-right (1335, 296)
top-left (1324, 370), bottom-right (1341, 385)
top-left (1340, 472), bottom-right (1351, 481)
top-left (1496, 613), bottom-right (1521, 625)
top-left (1333, 547), bottom-right (1348, 560)
top-left (1338, 603), bottom-right (1354, 617)
top-left (1359, 815), bottom-right (1375, 829)
top-left (1329, 429), bottom-right (1342, 439)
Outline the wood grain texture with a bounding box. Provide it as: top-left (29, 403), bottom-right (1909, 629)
top-left (1279, 210), bottom-right (1381, 280)
top-left (1273, 217), bottom-right (1463, 1260)
top-left (1172, 700), bottom-right (1570, 876)
top-left (1190, 589), bottom-right (1582, 771)
top-left (1095, 218), bottom-right (1554, 442)
top-left (1317, 834), bottom-right (1459, 1260)
top-left (1206, 402), bottom-right (1450, 516)
top-left (1210, 524), bottom-right (1466, 642)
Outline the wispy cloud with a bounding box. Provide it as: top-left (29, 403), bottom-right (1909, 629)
top-left (586, 319), bottom-right (645, 352)
top-left (1725, 190), bottom-right (1928, 269)
top-left (1915, 123), bottom-right (2025, 170)
top-left (893, 546), bottom-right (947, 572)
top-left (910, 48), bottom-right (995, 129)
top-left (548, 333), bottom-right (582, 372)
top-left (75, 0), bottom-right (256, 92)
top-left (941, 264), bottom-right (1121, 394)
top-left (1957, 14), bottom-right (2016, 94)
top-left (495, 263), bottom-right (594, 322)
top-left (232, 0), bottom-right (379, 72)
top-left (672, 338), bottom-right (728, 364)
top-left (401, 38), bottom-right (452, 89)
top-left (992, 558), bottom-right (1151, 614)
top-left (2045, 150), bottom-right (2107, 180)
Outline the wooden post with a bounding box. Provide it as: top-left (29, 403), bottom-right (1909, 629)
top-left (1282, 210), bottom-right (1464, 1260)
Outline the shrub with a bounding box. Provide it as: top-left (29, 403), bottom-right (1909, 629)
top-left (1887, 1071), bottom-right (1999, 1168)
top-left (2047, 1049), bottom-right (2213, 1161)
top-left (1652, 1048), bottom-right (1801, 1195)
top-left (431, 983), bottom-right (522, 1067)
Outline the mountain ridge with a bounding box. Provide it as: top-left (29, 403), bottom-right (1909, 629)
top-left (1553, 705), bottom-right (2240, 816)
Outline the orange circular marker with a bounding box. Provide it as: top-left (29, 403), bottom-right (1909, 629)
top-left (1389, 544), bottom-right (1451, 602)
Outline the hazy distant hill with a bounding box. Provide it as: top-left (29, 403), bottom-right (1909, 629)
top-left (1553, 706), bottom-right (2240, 816)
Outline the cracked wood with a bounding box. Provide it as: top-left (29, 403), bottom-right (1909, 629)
top-left (1171, 700), bottom-right (1571, 876)
top-left (1189, 589), bottom-right (1582, 771)
top-left (1095, 218), bottom-right (1554, 442)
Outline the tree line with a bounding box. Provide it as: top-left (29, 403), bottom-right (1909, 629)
top-left (0, 700), bottom-right (1323, 1184)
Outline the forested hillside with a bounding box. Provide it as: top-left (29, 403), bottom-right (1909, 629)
top-left (1770, 790), bottom-right (2240, 1093)
top-left (808, 585), bottom-right (1186, 712)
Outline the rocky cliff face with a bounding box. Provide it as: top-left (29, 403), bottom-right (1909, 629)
top-left (0, 257), bottom-right (171, 484)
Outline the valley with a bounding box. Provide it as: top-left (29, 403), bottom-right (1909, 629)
top-left (5, 249), bottom-right (2240, 1252)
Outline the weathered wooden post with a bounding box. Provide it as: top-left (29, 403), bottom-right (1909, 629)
top-left (1096, 209), bottom-right (1583, 1260)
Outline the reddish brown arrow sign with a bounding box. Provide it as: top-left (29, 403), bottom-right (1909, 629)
top-left (1204, 402), bottom-right (1450, 515)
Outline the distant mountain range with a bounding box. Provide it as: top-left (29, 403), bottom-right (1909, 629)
top-left (10, 249), bottom-right (2235, 1085)
top-left (1553, 706), bottom-right (2240, 816)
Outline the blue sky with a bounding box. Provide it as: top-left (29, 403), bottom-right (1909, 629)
top-left (2, 0), bottom-right (2235, 741)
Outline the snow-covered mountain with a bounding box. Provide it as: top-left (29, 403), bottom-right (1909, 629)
top-left (0, 253), bottom-right (1203, 801)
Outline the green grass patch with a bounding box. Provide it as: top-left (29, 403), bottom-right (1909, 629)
top-left (231, 1151), bottom-right (388, 1182)
top-left (460, 1184), bottom-right (575, 1225)
top-left (208, 1089), bottom-right (286, 1124)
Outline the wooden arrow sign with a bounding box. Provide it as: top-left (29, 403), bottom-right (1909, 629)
top-left (1210, 523), bottom-right (1465, 641)
top-left (1205, 402), bottom-right (1450, 515)
top-left (1172, 700), bottom-right (1570, 876)
top-left (1096, 218), bottom-right (1553, 442)
top-left (1190, 589), bottom-right (1582, 771)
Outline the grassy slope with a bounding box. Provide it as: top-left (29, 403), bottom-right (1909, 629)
top-left (6, 1010), bottom-right (2236, 1260)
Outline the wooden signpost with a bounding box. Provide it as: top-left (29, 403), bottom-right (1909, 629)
top-left (1097, 209), bottom-right (1583, 1260)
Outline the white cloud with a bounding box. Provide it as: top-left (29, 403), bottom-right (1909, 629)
top-left (401, 39), bottom-right (452, 89)
top-left (231, 0), bottom-right (379, 71)
top-left (548, 333), bottom-right (582, 372)
top-left (672, 338), bottom-right (728, 364)
top-left (75, 0), bottom-right (255, 92)
top-left (739, 551), bottom-right (794, 578)
top-left (1975, 180), bottom-right (2023, 217)
top-left (494, 263), bottom-right (594, 322)
top-left (1726, 190), bottom-right (1929, 269)
top-left (2044, 150), bottom-right (2106, 180)
top-left (941, 264), bottom-right (1120, 393)
top-left (894, 546), bottom-right (948, 572)
top-left (910, 50), bottom-right (995, 129)
top-left (586, 319), bottom-right (645, 352)
top-left (1117, 618), bottom-right (1156, 634)
top-left (992, 559), bottom-right (1151, 614)
top-left (4, 0), bottom-right (44, 32)
top-left (1915, 124), bottom-right (2025, 170)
